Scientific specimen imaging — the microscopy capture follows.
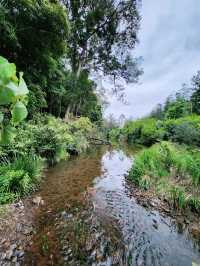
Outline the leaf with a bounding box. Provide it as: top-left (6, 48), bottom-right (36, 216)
top-left (0, 56), bottom-right (8, 65)
top-left (0, 61), bottom-right (16, 84)
top-left (1, 125), bottom-right (16, 144)
top-left (18, 72), bottom-right (29, 95)
top-left (11, 101), bottom-right (28, 123)
top-left (0, 86), bottom-right (15, 104)
top-left (0, 112), bottom-right (4, 123)
top-left (6, 81), bottom-right (21, 97)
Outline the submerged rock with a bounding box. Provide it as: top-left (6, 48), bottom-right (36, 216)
top-left (32, 196), bottom-right (44, 206)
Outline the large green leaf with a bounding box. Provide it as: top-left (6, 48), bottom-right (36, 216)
top-left (11, 101), bottom-right (28, 123)
top-left (0, 86), bottom-right (15, 104)
top-left (0, 61), bottom-right (16, 84)
top-left (0, 56), bottom-right (8, 65)
top-left (6, 81), bottom-right (20, 97)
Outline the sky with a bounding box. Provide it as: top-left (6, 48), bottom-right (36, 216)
top-left (105, 0), bottom-right (200, 120)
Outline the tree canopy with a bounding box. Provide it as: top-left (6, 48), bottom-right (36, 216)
top-left (63, 0), bottom-right (141, 82)
top-left (0, 0), bottom-right (141, 121)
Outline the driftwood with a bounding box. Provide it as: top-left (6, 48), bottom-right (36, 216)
top-left (88, 137), bottom-right (111, 145)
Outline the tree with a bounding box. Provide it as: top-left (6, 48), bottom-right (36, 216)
top-left (164, 93), bottom-right (191, 119)
top-left (191, 71), bottom-right (200, 114)
top-left (62, 0), bottom-right (141, 83)
top-left (0, 0), bottom-right (69, 115)
top-left (60, 70), bottom-right (102, 122)
top-left (150, 104), bottom-right (164, 120)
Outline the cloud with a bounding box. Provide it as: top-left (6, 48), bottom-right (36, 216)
top-left (105, 0), bottom-right (200, 119)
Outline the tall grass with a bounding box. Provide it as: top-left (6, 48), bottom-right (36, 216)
top-left (0, 155), bottom-right (43, 203)
top-left (129, 142), bottom-right (200, 213)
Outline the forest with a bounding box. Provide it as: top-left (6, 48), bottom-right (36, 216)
top-left (1, 1), bottom-right (200, 265)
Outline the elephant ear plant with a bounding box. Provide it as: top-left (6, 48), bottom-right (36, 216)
top-left (0, 56), bottom-right (29, 144)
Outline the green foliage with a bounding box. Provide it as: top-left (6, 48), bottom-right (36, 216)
top-left (169, 186), bottom-right (187, 210)
top-left (190, 71), bottom-right (200, 115)
top-left (163, 115), bottom-right (200, 146)
top-left (122, 118), bottom-right (164, 146)
top-left (108, 128), bottom-right (122, 142)
top-left (0, 56), bottom-right (29, 144)
top-left (0, 0), bottom-right (69, 116)
top-left (70, 117), bottom-right (93, 135)
top-left (129, 142), bottom-right (200, 213)
top-left (0, 155), bottom-right (43, 203)
top-left (0, 1), bottom-right (103, 122)
top-left (65, 0), bottom-right (141, 82)
top-left (56, 71), bottom-right (102, 122)
top-left (164, 95), bottom-right (191, 119)
top-left (0, 115), bottom-right (95, 165)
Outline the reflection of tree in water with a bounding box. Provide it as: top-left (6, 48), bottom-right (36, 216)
top-left (104, 148), bottom-right (126, 162)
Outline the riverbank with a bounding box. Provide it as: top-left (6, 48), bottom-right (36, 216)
top-left (0, 198), bottom-right (36, 264)
top-left (126, 180), bottom-right (200, 239)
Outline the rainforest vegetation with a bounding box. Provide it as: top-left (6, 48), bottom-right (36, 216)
top-left (109, 71), bottom-right (200, 214)
top-left (1, 2), bottom-right (200, 265)
top-left (0, 0), bottom-right (141, 204)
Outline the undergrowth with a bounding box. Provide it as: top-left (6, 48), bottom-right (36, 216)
top-left (129, 141), bottom-right (200, 214)
top-left (0, 115), bottom-right (99, 204)
top-left (0, 155), bottom-right (43, 204)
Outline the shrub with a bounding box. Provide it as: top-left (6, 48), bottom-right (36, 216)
top-left (122, 118), bottom-right (164, 146)
top-left (163, 115), bottom-right (200, 146)
top-left (0, 155), bottom-right (43, 203)
top-left (0, 115), bottom-right (73, 164)
top-left (108, 128), bottom-right (122, 142)
top-left (70, 117), bottom-right (93, 135)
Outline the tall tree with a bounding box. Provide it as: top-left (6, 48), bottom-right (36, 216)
top-left (62, 0), bottom-right (141, 83)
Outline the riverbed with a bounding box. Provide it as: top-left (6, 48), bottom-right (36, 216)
top-left (22, 147), bottom-right (200, 265)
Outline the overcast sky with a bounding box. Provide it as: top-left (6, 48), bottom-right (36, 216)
top-left (105, 0), bottom-right (200, 120)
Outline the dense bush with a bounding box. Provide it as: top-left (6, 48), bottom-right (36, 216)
top-left (129, 142), bottom-right (200, 213)
top-left (162, 115), bottom-right (200, 146)
top-left (122, 118), bottom-right (164, 146)
top-left (0, 115), bottom-right (95, 164)
top-left (121, 115), bottom-right (200, 148)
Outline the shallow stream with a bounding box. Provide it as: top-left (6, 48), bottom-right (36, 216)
top-left (24, 147), bottom-right (200, 266)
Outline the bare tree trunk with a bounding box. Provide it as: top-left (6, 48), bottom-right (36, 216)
top-left (64, 105), bottom-right (71, 122)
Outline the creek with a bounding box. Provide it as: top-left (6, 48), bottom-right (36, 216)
top-left (24, 147), bottom-right (200, 266)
